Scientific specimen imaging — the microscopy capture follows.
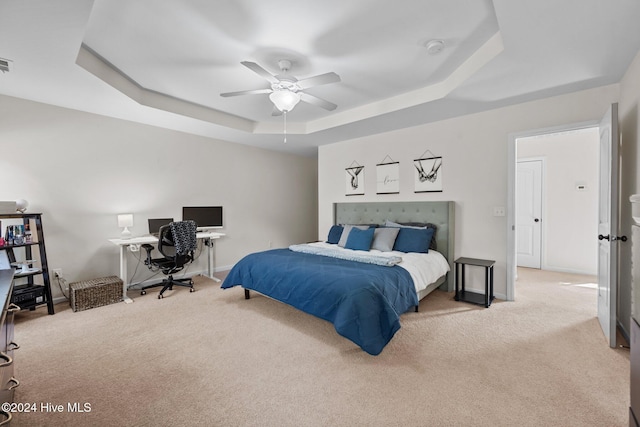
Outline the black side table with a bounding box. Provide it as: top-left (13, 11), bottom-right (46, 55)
top-left (454, 257), bottom-right (495, 308)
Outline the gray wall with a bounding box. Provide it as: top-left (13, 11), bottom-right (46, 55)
top-left (0, 95), bottom-right (318, 298)
top-left (619, 50), bottom-right (640, 333)
top-left (319, 84), bottom-right (620, 300)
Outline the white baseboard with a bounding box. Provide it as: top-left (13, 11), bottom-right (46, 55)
top-left (540, 265), bottom-right (597, 276)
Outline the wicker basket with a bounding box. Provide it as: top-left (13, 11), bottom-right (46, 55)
top-left (69, 276), bottom-right (123, 312)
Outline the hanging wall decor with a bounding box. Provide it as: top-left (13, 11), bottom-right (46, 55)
top-left (345, 161), bottom-right (365, 196)
top-left (414, 150), bottom-right (443, 193)
top-left (376, 155), bottom-right (400, 194)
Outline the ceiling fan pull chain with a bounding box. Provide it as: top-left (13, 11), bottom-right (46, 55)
top-left (283, 110), bottom-right (287, 143)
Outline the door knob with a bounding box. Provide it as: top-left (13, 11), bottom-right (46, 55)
top-left (598, 234), bottom-right (610, 241)
top-left (534, 218), bottom-right (540, 222)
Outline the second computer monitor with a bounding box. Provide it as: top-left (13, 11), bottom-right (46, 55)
top-left (182, 206), bottom-right (223, 230)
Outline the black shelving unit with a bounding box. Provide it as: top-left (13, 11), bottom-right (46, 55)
top-left (454, 257), bottom-right (495, 308)
top-left (0, 213), bottom-right (54, 314)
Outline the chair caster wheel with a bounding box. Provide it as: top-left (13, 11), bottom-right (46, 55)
top-left (141, 290), bottom-right (146, 295)
top-left (158, 294), bottom-right (163, 299)
top-left (189, 288), bottom-right (195, 292)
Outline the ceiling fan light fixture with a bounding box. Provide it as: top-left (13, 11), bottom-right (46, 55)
top-left (269, 89), bottom-right (301, 112)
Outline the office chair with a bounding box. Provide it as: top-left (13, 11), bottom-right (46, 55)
top-left (140, 220), bottom-right (198, 299)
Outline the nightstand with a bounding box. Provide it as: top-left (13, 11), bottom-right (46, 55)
top-left (454, 257), bottom-right (495, 308)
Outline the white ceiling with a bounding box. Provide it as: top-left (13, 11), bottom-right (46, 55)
top-left (1, 0), bottom-right (640, 157)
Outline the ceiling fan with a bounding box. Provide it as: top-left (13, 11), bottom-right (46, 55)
top-left (220, 60), bottom-right (340, 115)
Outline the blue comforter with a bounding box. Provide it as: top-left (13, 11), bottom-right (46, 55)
top-left (221, 248), bottom-right (418, 355)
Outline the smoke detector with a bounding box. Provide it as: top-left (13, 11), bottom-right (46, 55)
top-left (0, 58), bottom-right (12, 73)
top-left (424, 40), bottom-right (445, 55)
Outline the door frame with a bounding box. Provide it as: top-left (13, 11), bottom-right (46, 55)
top-left (597, 103), bottom-right (620, 348)
top-left (506, 120), bottom-right (598, 301)
top-left (516, 157), bottom-right (545, 269)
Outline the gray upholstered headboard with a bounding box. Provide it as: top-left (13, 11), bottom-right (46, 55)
top-left (334, 201), bottom-right (455, 291)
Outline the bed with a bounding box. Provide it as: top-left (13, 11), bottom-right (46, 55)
top-left (222, 201), bottom-right (455, 355)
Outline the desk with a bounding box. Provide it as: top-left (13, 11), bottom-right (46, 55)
top-left (108, 232), bottom-right (224, 303)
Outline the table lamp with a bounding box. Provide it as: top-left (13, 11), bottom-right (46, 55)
top-left (117, 214), bottom-right (133, 239)
top-left (15, 199), bottom-right (28, 213)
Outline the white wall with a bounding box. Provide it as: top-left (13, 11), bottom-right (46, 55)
top-left (517, 128), bottom-right (599, 275)
top-left (319, 85), bottom-right (619, 299)
top-left (0, 95), bottom-right (318, 299)
top-left (619, 49), bottom-right (640, 332)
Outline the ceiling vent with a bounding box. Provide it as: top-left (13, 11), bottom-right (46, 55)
top-left (0, 58), bottom-right (12, 73)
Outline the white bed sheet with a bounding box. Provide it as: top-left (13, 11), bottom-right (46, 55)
top-left (306, 242), bottom-right (450, 294)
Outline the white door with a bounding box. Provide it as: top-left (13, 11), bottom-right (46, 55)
top-left (517, 160), bottom-right (543, 268)
top-left (597, 103), bottom-right (619, 348)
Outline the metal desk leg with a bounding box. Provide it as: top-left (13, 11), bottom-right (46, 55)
top-left (206, 238), bottom-right (221, 283)
top-left (119, 245), bottom-right (134, 304)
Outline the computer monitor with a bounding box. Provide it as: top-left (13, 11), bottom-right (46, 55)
top-left (148, 218), bottom-right (173, 236)
top-left (182, 206), bottom-right (223, 230)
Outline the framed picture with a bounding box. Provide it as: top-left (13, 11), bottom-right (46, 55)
top-left (345, 166), bottom-right (365, 196)
top-left (376, 162), bottom-right (399, 194)
top-left (414, 156), bottom-right (443, 192)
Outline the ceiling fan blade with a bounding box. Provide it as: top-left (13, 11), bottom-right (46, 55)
top-left (300, 93), bottom-right (337, 111)
top-left (297, 72), bottom-right (341, 89)
top-left (220, 88), bottom-right (272, 97)
top-left (241, 61), bottom-right (279, 84)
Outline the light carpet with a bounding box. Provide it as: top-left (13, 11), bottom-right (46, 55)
top-left (9, 268), bottom-right (630, 426)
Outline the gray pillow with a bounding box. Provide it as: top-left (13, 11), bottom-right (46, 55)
top-left (371, 227), bottom-right (400, 252)
top-left (338, 225), bottom-right (368, 247)
top-left (384, 220), bottom-right (426, 229)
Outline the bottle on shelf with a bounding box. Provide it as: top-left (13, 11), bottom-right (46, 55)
top-left (24, 223), bottom-right (32, 243)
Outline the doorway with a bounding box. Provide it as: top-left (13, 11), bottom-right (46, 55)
top-left (507, 122), bottom-right (600, 300)
top-left (516, 158), bottom-right (543, 269)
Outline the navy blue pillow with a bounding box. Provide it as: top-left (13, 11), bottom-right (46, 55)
top-left (393, 227), bottom-right (435, 253)
top-left (345, 227), bottom-right (375, 251)
top-left (327, 225), bottom-right (344, 244)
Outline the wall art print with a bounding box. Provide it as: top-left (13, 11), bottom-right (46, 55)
top-left (345, 165), bottom-right (365, 196)
top-left (414, 156), bottom-right (443, 192)
top-left (376, 161), bottom-right (400, 194)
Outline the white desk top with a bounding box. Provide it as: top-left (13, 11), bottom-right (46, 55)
top-left (109, 232), bottom-right (225, 246)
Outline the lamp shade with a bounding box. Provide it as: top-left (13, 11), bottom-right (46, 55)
top-left (117, 214), bottom-right (134, 228)
top-left (118, 214), bottom-right (133, 239)
top-left (269, 89), bottom-right (301, 112)
top-left (15, 199), bottom-right (28, 213)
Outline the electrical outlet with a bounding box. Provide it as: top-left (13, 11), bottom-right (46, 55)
top-left (53, 268), bottom-right (63, 278)
top-left (493, 207), bottom-right (506, 217)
